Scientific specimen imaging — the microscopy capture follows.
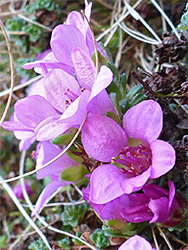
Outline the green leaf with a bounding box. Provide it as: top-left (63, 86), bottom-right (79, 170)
top-left (61, 202), bottom-right (89, 227)
top-left (126, 85), bottom-right (144, 101)
top-left (0, 235), bottom-right (7, 249)
top-left (23, 24), bottom-right (43, 43)
top-left (61, 164), bottom-right (89, 182)
top-left (106, 219), bottom-right (128, 230)
top-left (57, 238), bottom-right (71, 249)
top-left (102, 221), bottom-right (146, 238)
top-left (119, 73), bottom-right (127, 98)
top-left (28, 238), bottom-right (49, 250)
top-left (106, 62), bottom-right (119, 83)
top-left (66, 150), bottom-right (83, 164)
top-left (129, 93), bottom-right (147, 107)
top-left (51, 129), bottom-right (77, 145)
top-left (90, 229), bottom-right (110, 249)
top-left (92, 50), bottom-right (107, 69)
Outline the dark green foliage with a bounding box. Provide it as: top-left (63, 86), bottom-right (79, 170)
top-left (28, 238), bottom-right (49, 250)
top-left (119, 85), bottom-right (147, 114)
top-left (61, 202), bottom-right (89, 227)
top-left (90, 228), bottom-right (110, 249)
top-left (72, 232), bottom-right (83, 245)
top-left (57, 238), bottom-right (71, 249)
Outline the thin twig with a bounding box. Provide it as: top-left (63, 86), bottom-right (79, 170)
top-left (21, 199), bottom-right (86, 208)
top-left (156, 224), bottom-right (174, 250)
top-left (96, 0), bottom-right (143, 42)
top-left (0, 75), bottom-right (42, 98)
top-left (18, 14), bottom-right (52, 31)
top-left (152, 225), bottom-right (160, 250)
top-left (150, 0), bottom-right (181, 40)
top-left (0, 18), bottom-right (15, 126)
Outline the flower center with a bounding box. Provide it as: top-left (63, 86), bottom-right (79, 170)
top-left (116, 144), bottom-right (152, 177)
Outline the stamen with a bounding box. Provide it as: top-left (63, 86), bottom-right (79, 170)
top-left (117, 144), bottom-right (152, 176)
top-left (64, 88), bottom-right (79, 101)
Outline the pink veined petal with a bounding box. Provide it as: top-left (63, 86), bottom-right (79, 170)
top-left (51, 25), bottom-right (89, 66)
top-left (81, 115), bottom-right (128, 162)
top-left (148, 197), bottom-right (169, 224)
top-left (60, 89), bottom-right (89, 121)
top-left (167, 181), bottom-right (176, 213)
top-left (66, 11), bottom-right (86, 38)
top-left (89, 65), bottom-right (113, 100)
top-left (35, 90), bottom-right (89, 141)
top-left (118, 235), bottom-right (154, 250)
top-left (143, 183), bottom-right (169, 199)
top-left (28, 78), bottom-right (47, 99)
top-left (89, 164), bottom-right (125, 204)
top-left (36, 141), bottom-right (77, 179)
top-left (43, 69), bottom-right (81, 113)
top-left (1, 120), bottom-right (33, 131)
top-left (71, 48), bottom-right (96, 90)
top-left (31, 181), bottom-right (70, 216)
top-left (18, 136), bottom-right (36, 151)
top-left (121, 204), bottom-right (153, 223)
top-left (120, 167), bottom-right (151, 194)
top-left (23, 51), bottom-right (75, 76)
top-left (35, 117), bottom-right (73, 141)
top-left (14, 130), bottom-right (35, 140)
top-left (100, 194), bottom-right (130, 221)
top-left (123, 100), bottom-right (163, 145)
top-left (15, 95), bottom-right (60, 128)
top-left (87, 89), bottom-right (116, 115)
top-left (150, 140), bottom-right (176, 179)
top-left (82, 186), bottom-right (106, 218)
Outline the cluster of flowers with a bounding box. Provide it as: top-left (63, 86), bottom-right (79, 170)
top-left (2, 2), bottom-right (185, 249)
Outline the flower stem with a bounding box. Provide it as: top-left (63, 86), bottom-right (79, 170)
top-left (156, 224), bottom-right (174, 250)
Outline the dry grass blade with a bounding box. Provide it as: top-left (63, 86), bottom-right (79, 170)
top-left (0, 175), bottom-right (52, 250)
top-left (0, 18), bottom-right (15, 126)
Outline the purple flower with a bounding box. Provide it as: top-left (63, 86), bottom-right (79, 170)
top-left (31, 141), bottom-right (79, 216)
top-left (83, 185), bottom-right (130, 221)
top-left (118, 235), bottom-right (155, 250)
top-left (13, 183), bottom-right (33, 200)
top-left (1, 95), bottom-right (61, 150)
top-left (22, 2), bottom-right (105, 75)
top-left (121, 181), bottom-right (185, 227)
top-left (81, 100), bottom-right (176, 203)
top-left (33, 64), bottom-right (116, 141)
top-left (2, 60), bottom-right (115, 147)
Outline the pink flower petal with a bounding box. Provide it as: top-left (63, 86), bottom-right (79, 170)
top-left (121, 167), bottom-right (151, 194)
top-left (71, 48), bottom-right (96, 90)
top-left (148, 197), bottom-right (169, 224)
top-left (123, 100), bottom-right (163, 145)
top-left (51, 25), bottom-right (89, 66)
top-left (66, 11), bottom-right (86, 37)
top-left (89, 164), bottom-right (125, 204)
top-left (150, 140), bottom-right (176, 179)
top-left (36, 141), bottom-right (78, 180)
top-left (118, 235), bottom-right (154, 250)
top-left (43, 69), bottom-right (81, 113)
top-left (81, 115), bottom-right (128, 162)
top-left (15, 95), bottom-right (60, 128)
